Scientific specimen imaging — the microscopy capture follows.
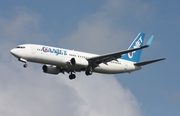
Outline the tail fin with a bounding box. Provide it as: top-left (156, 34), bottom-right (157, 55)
top-left (121, 32), bottom-right (145, 62)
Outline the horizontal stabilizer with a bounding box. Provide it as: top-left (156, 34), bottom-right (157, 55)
top-left (134, 58), bottom-right (166, 66)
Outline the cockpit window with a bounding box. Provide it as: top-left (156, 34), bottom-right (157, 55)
top-left (17, 46), bottom-right (25, 49)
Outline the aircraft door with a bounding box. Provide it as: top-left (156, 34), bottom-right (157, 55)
top-left (31, 45), bottom-right (36, 54)
top-left (124, 63), bottom-right (128, 71)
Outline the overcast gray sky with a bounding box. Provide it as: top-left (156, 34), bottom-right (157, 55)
top-left (0, 0), bottom-right (179, 116)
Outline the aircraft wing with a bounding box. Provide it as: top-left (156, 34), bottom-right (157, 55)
top-left (87, 36), bottom-right (153, 65)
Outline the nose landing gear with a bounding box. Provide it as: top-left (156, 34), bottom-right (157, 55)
top-left (23, 63), bottom-right (28, 68)
top-left (18, 58), bottom-right (28, 68)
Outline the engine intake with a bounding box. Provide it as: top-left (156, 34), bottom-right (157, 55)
top-left (42, 65), bottom-right (60, 74)
top-left (70, 58), bottom-right (89, 67)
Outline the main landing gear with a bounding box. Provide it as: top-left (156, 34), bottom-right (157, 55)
top-left (69, 72), bottom-right (76, 80)
top-left (85, 67), bottom-right (93, 76)
top-left (68, 70), bottom-right (92, 80)
top-left (85, 70), bottom-right (92, 76)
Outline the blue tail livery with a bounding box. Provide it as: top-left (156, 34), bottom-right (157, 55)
top-left (121, 32), bottom-right (145, 62)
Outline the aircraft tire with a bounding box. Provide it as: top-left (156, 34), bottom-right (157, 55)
top-left (85, 70), bottom-right (92, 76)
top-left (23, 63), bottom-right (28, 68)
top-left (69, 74), bottom-right (76, 80)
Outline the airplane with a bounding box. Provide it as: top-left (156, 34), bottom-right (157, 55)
top-left (10, 32), bottom-right (165, 80)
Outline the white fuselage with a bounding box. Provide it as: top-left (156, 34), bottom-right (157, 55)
top-left (11, 44), bottom-right (141, 74)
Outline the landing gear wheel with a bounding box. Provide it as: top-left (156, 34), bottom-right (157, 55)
top-left (69, 74), bottom-right (76, 80)
top-left (23, 63), bottom-right (28, 68)
top-left (85, 70), bottom-right (92, 76)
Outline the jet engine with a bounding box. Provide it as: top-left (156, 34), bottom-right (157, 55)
top-left (70, 58), bottom-right (89, 67)
top-left (42, 65), bottom-right (60, 74)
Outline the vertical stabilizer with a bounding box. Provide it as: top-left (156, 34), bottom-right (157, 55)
top-left (121, 33), bottom-right (145, 62)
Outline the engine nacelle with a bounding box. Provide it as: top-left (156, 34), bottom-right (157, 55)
top-left (70, 58), bottom-right (89, 67)
top-left (42, 65), bottom-right (60, 75)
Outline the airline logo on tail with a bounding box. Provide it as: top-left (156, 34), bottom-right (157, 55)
top-left (128, 36), bottom-right (143, 59)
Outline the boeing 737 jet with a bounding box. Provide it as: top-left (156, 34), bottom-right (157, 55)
top-left (10, 33), bottom-right (165, 80)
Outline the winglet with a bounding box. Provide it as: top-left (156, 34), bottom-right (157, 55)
top-left (146, 35), bottom-right (154, 47)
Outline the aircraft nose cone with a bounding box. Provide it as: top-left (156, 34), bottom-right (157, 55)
top-left (10, 49), bottom-right (17, 56)
top-left (10, 49), bottom-right (15, 55)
